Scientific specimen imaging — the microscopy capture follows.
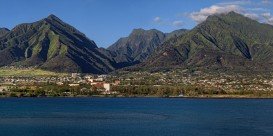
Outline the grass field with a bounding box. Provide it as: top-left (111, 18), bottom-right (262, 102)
top-left (0, 68), bottom-right (68, 77)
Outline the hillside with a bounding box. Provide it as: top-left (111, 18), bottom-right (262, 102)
top-left (108, 28), bottom-right (187, 65)
top-left (140, 11), bottom-right (273, 71)
top-left (0, 15), bottom-right (116, 74)
top-left (0, 28), bottom-right (10, 37)
top-left (2, 12), bottom-right (273, 74)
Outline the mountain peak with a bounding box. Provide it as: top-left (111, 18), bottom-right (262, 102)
top-left (45, 14), bottom-right (64, 23)
top-left (132, 28), bottom-right (161, 33)
top-left (43, 14), bottom-right (90, 41)
top-left (130, 28), bottom-right (163, 36)
top-left (47, 14), bottom-right (59, 20)
top-left (0, 27), bottom-right (10, 37)
top-left (226, 11), bottom-right (240, 16)
top-left (211, 11), bottom-right (241, 17)
top-left (131, 28), bottom-right (145, 33)
top-left (221, 11), bottom-right (247, 19)
top-left (0, 27), bottom-right (10, 31)
top-left (205, 11), bottom-right (249, 23)
top-left (0, 14), bottom-right (112, 74)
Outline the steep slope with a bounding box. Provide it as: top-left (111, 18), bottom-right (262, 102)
top-left (142, 12), bottom-right (273, 71)
top-left (107, 28), bottom-right (187, 65)
top-left (0, 28), bottom-right (10, 37)
top-left (0, 15), bottom-right (116, 74)
top-left (108, 29), bottom-right (166, 63)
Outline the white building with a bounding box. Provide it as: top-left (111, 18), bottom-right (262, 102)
top-left (103, 83), bottom-right (111, 92)
top-left (95, 77), bottom-right (104, 82)
top-left (0, 86), bottom-right (8, 92)
top-left (87, 79), bottom-right (94, 83)
top-left (71, 73), bottom-right (80, 78)
top-left (69, 83), bottom-right (80, 87)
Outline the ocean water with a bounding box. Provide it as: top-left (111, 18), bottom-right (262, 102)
top-left (0, 98), bottom-right (273, 136)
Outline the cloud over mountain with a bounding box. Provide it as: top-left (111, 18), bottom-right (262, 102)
top-left (172, 21), bottom-right (183, 27)
top-left (189, 5), bottom-right (241, 23)
top-left (188, 0), bottom-right (273, 25)
top-left (153, 17), bottom-right (162, 23)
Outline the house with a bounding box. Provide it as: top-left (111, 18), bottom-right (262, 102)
top-left (114, 80), bottom-right (120, 85)
top-left (98, 75), bottom-right (107, 78)
top-left (87, 79), bottom-right (94, 83)
top-left (71, 73), bottom-right (81, 78)
top-left (92, 82), bottom-right (104, 88)
top-left (103, 83), bottom-right (111, 92)
top-left (0, 86), bottom-right (8, 92)
top-left (95, 77), bottom-right (104, 82)
top-left (56, 82), bottom-right (64, 85)
top-left (91, 82), bottom-right (111, 92)
top-left (69, 83), bottom-right (80, 87)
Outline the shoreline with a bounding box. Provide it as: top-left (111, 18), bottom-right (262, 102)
top-left (1, 95), bottom-right (273, 99)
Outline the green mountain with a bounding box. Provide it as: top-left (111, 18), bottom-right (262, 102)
top-left (0, 28), bottom-right (10, 37)
top-left (0, 15), bottom-right (116, 74)
top-left (141, 12), bottom-right (273, 71)
top-left (107, 28), bottom-right (187, 64)
top-left (3, 12), bottom-right (272, 74)
top-left (165, 29), bottom-right (188, 40)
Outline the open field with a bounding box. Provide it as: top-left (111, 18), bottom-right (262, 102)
top-left (0, 68), bottom-right (68, 77)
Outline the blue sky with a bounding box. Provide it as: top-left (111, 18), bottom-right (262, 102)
top-left (0, 0), bottom-right (272, 48)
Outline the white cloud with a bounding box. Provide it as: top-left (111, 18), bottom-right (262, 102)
top-left (172, 21), bottom-right (183, 27)
top-left (189, 5), bottom-right (241, 23)
top-left (188, 1), bottom-right (273, 25)
top-left (247, 7), bottom-right (269, 12)
top-left (153, 17), bottom-right (162, 23)
top-left (244, 13), bottom-right (260, 20)
top-left (266, 19), bottom-right (273, 23)
top-left (154, 1), bottom-right (273, 27)
top-left (262, 12), bottom-right (273, 25)
top-left (262, 12), bottom-right (271, 18)
top-left (153, 17), bottom-right (184, 27)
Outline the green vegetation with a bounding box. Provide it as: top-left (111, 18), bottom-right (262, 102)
top-left (1, 84), bottom-right (100, 97)
top-left (60, 44), bottom-right (67, 55)
top-left (47, 31), bottom-right (60, 59)
top-left (141, 12), bottom-right (273, 72)
top-left (0, 14), bottom-right (115, 74)
top-left (111, 85), bottom-right (273, 98)
top-left (1, 69), bottom-right (273, 98)
top-left (110, 70), bottom-right (273, 98)
top-left (108, 28), bottom-right (187, 63)
top-left (0, 68), bottom-right (68, 77)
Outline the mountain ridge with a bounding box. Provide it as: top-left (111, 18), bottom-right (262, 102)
top-left (2, 12), bottom-right (273, 74)
top-left (0, 14), bottom-right (116, 74)
top-left (0, 28), bottom-right (10, 37)
top-left (107, 28), bottom-right (187, 65)
top-left (139, 11), bottom-right (273, 71)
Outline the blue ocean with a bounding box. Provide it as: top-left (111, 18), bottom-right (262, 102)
top-left (0, 98), bottom-right (273, 136)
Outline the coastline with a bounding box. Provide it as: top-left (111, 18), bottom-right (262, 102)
top-left (1, 95), bottom-right (273, 99)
